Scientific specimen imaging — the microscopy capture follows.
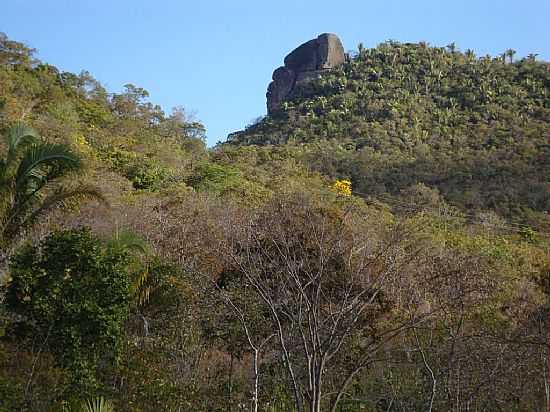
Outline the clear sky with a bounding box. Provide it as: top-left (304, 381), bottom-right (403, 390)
top-left (3, 0), bottom-right (549, 146)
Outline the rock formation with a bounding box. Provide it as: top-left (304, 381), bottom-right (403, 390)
top-left (266, 33), bottom-right (345, 114)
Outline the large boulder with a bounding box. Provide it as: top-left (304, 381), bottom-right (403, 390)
top-left (267, 66), bottom-right (296, 114)
top-left (284, 33), bottom-right (345, 71)
top-left (266, 33), bottom-right (345, 114)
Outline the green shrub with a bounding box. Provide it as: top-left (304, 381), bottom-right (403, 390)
top-left (5, 228), bottom-right (131, 396)
top-left (126, 158), bottom-right (170, 190)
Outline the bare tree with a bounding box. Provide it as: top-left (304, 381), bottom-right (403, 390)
top-left (121, 190), bottom-right (548, 410)
top-left (211, 277), bottom-right (276, 412)
top-left (218, 193), bottom-right (441, 412)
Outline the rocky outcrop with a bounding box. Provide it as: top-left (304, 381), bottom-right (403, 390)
top-left (266, 33), bottom-right (345, 114)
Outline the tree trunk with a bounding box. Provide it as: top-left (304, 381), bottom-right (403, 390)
top-left (0, 249), bottom-right (8, 283)
top-left (228, 354), bottom-right (234, 412)
top-left (252, 349), bottom-right (259, 412)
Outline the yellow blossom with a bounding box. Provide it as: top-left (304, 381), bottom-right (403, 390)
top-left (331, 179), bottom-right (352, 197)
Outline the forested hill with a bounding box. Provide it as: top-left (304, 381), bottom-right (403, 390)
top-left (228, 41), bottom-right (550, 228)
top-left (2, 33), bottom-right (550, 412)
top-left (0, 32), bottom-right (208, 196)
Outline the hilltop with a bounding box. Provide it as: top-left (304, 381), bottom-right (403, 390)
top-left (228, 38), bottom-right (550, 229)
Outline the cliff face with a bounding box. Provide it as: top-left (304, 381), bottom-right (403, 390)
top-left (266, 33), bottom-right (345, 114)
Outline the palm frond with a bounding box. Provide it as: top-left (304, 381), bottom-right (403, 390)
top-left (15, 143), bottom-right (81, 191)
top-left (108, 229), bottom-right (156, 307)
top-left (0, 125), bottom-right (103, 249)
top-left (27, 183), bottom-right (106, 221)
top-left (81, 397), bottom-right (115, 412)
top-left (131, 267), bottom-right (154, 308)
top-left (106, 229), bottom-right (157, 308)
top-left (2, 183), bottom-right (105, 245)
top-left (5, 123), bottom-right (40, 165)
top-left (108, 229), bottom-right (150, 254)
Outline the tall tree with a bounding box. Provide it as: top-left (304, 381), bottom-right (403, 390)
top-left (0, 32), bottom-right (37, 66)
top-left (505, 48), bottom-right (517, 64)
top-left (220, 193), bottom-right (448, 412)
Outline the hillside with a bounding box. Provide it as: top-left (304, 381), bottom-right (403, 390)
top-left (1, 33), bottom-right (550, 412)
top-left (229, 40), bottom-right (550, 229)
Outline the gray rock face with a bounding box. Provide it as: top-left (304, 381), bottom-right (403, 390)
top-left (266, 33), bottom-right (345, 114)
top-left (267, 67), bottom-right (295, 114)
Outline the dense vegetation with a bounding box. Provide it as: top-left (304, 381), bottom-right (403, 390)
top-left (1, 32), bottom-right (549, 412)
top-left (230, 41), bottom-right (550, 230)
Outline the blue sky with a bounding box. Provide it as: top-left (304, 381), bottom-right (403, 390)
top-left (3, 0), bottom-right (549, 146)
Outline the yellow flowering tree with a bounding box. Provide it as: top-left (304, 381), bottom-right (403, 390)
top-left (331, 179), bottom-right (352, 197)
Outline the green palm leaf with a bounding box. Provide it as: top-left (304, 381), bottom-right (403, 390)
top-left (81, 397), bottom-right (115, 412)
top-left (1, 183), bottom-right (104, 244)
top-left (108, 228), bottom-right (150, 254)
top-left (15, 143), bottom-right (81, 190)
top-left (22, 183), bottom-right (106, 227)
top-left (0, 124), bottom-right (103, 248)
top-left (5, 123), bottom-right (40, 164)
top-left (61, 397), bottom-right (115, 412)
top-left (107, 229), bottom-right (155, 308)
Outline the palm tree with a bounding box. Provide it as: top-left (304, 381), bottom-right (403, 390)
top-left (505, 48), bottom-right (516, 64)
top-left (108, 227), bottom-right (158, 337)
top-left (0, 123), bottom-right (101, 251)
top-left (108, 228), bottom-right (155, 308)
top-left (446, 42), bottom-right (457, 54)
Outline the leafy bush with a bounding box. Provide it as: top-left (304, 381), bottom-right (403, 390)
top-left (5, 228), bottom-right (131, 395)
top-left (126, 158), bottom-right (171, 190)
